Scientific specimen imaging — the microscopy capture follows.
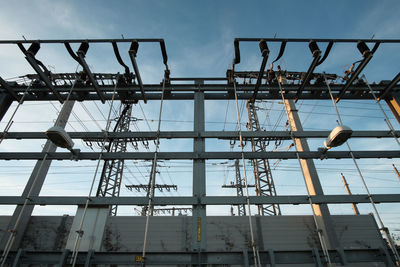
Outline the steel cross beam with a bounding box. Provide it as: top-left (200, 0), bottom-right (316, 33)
top-left (0, 151), bottom-right (398, 160)
top-left (0, 194), bottom-right (399, 205)
top-left (1, 130), bottom-right (398, 140)
top-left (1, 83), bottom-right (399, 101)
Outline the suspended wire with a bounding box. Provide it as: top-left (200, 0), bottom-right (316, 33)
top-left (93, 101), bottom-right (108, 121)
top-left (141, 75), bottom-right (167, 265)
top-left (323, 73), bottom-right (400, 265)
top-left (277, 74), bottom-right (332, 265)
top-left (79, 102), bottom-right (103, 130)
top-left (232, 79), bottom-right (260, 267)
top-left (49, 102), bottom-right (78, 132)
top-left (301, 100), bottom-right (319, 126)
top-left (138, 101), bottom-right (152, 131)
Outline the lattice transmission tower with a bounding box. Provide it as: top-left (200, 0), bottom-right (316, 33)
top-left (96, 102), bottom-right (133, 216)
top-left (246, 99), bottom-right (281, 216)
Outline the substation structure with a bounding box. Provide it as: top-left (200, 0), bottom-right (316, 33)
top-left (0, 38), bottom-right (399, 266)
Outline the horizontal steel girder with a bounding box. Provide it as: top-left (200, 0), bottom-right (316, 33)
top-left (1, 84), bottom-right (399, 101)
top-left (1, 130), bottom-right (398, 140)
top-left (0, 150), bottom-right (398, 160)
top-left (3, 249), bottom-right (389, 265)
top-left (0, 194), bottom-right (399, 205)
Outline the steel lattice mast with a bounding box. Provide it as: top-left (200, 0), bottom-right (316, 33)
top-left (234, 159), bottom-right (247, 216)
top-left (96, 103), bottom-right (132, 216)
top-left (247, 99), bottom-right (281, 216)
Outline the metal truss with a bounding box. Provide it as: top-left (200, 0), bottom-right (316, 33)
top-left (247, 100), bottom-right (280, 216)
top-left (1, 82), bottom-right (399, 102)
top-left (96, 103), bottom-right (133, 216)
top-left (1, 37), bottom-right (400, 266)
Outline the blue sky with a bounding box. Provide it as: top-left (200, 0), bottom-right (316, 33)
top-left (0, 0), bottom-right (399, 241)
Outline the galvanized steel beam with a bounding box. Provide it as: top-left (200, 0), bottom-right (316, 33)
top-left (2, 130), bottom-right (399, 140)
top-left (0, 194), bottom-right (399, 206)
top-left (0, 150), bottom-right (397, 160)
top-left (1, 84), bottom-right (399, 101)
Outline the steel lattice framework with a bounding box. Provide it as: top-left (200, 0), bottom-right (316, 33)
top-left (0, 37), bottom-right (399, 266)
top-left (247, 100), bottom-right (281, 216)
top-left (96, 103), bottom-right (133, 216)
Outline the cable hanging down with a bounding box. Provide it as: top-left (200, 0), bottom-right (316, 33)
top-left (141, 71), bottom-right (168, 266)
top-left (323, 73), bottom-right (400, 266)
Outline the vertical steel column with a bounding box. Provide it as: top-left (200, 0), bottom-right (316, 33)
top-left (385, 94), bottom-right (400, 125)
top-left (0, 100), bottom-right (75, 251)
top-left (0, 94), bottom-right (13, 122)
top-left (284, 99), bottom-right (339, 249)
top-left (192, 81), bottom-right (207, 253)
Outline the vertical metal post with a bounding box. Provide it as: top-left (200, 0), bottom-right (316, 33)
top-left (284, 99), bottom-right (339, 249)
top-left (340, 173), bottom-right (360, 215)
top-left (385, 94), bottom-right (400, 125)
top-left (192, 81), bottom-right (207, 254)
top-left (0, 101), bottom-right (75, 251)
top-left (0, 94), bottom-right (13, 122)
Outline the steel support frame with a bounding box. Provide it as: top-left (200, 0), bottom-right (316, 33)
top-left (96, 104), bottom-right (132, 216)
top-left (0, 150), bottom-right (398, 160)
top-left (284, 99), bottom-right (339, 249)
top-left (1, 194), bottom-right (399, 206)
top-left (2, 130), bottom-right (399, 140)
top-left (247, 100), bottom-right (280, 216)
top-left (1, 84), bottom-right (399, 102)
top-left (192, 86), bottom-right (207, 253)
